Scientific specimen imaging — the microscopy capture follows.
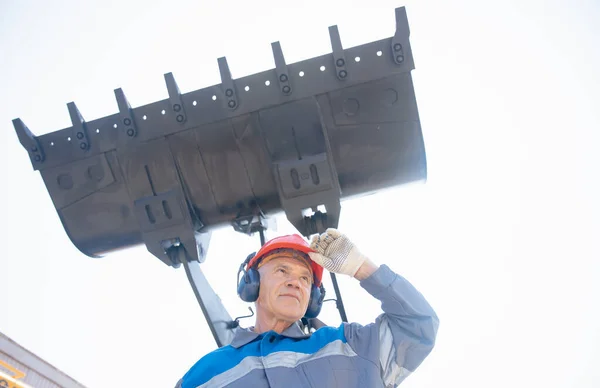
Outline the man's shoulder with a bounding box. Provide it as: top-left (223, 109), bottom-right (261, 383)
top-left (189, 343), bottom-right (252, 368)
top-left (179, 344), bottom-right (247, 388)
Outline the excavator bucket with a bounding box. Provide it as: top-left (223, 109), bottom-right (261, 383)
top-left (13, 7), bottom-right (426, 346)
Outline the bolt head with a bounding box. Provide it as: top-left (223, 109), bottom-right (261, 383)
top-left (77, 131), bottom-right (84, 139)
top-left (279, 74), bottom-right (288, 82)
top-left (228, 100), bottom-right (237, 108)
top-left (226, 89), bottom-right (233, 97)
top-left (80, 142), bottom-right (87, 149)
top-left (176, 114), bottom-right (184, 122)
top-left (336, 58), bottom-right (345, 67)
top-left (34, 155), bottom-right (41, 162)
top-left (127, 128), bottom-right (135, 136)
top-left (124, 118), bottom-right (132, 126)
top-left (31, 146), bottom-right (38, 152)
top-left (173, 104), bottom-right (181, 112)
top-left (282, 85), bottom-right (291, 94)
top-left (396, 55), bottom-right (404, 63)
top-left (394, 43), bottom-right (402, 51)
top-left (339, 70), bottom-right (347, 78)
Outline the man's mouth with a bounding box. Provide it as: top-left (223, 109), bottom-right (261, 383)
top-left (280, 294), bottom-right (299, 301)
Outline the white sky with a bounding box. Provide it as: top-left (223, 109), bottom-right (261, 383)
top-left (1, 0), bottom-right (599, 387)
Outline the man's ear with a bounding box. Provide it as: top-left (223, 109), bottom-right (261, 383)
top-left (257, 263), bottom-right (269, 281)
top-left (255, 266), bottom-right (265, 298)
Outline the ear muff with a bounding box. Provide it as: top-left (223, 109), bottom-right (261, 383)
top-left (236, 252), bottom-right (327, 318)
top-left (237, 253), bottom-right (260, 302)
top-left (304, 283), bottom-right (326, 319)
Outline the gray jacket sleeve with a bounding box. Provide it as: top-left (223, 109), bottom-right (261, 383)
top-left (343, 264), bottom-right (439, 387)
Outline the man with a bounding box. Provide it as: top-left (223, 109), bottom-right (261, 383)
top-left (176, 229), bottom-right (439, 388)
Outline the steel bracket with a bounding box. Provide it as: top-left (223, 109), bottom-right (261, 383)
top-left (133, 189), bottom-right (206, 266)
top-left (274, 153), bottom-right (341, 237)
top-left (258, 97), bottom-right (342, 237)
top-left (231, 203), bottom-right (272, 236)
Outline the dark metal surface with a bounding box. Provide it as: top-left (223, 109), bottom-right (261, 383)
top-left (13, 6), bottom-right (425, 265)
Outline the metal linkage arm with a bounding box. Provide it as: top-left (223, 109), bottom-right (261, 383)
top-left (329, 273), bottom-right (348, 323)
top-left (168, 245), bottom-right (235, 348)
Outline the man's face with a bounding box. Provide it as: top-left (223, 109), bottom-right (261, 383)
top-left (256, 255), bottom-right (313, 323)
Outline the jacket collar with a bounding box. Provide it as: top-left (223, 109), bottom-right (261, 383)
top-left (230, 321), bottom-right (310, 348)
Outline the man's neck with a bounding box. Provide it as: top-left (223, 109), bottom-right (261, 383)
top-left (253, 315), bottom-right (294, 334)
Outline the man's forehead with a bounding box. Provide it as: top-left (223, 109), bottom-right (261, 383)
top-left (273, 256), bottom-right (312, 272)
top-left (259, 251), bottom-right (312, 274)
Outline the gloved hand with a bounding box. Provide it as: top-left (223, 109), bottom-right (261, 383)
top-left (308, 229), bottom-right (368, 277)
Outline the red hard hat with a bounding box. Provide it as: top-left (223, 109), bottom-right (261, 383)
top-left (247, 234), bottom-right (324, 287)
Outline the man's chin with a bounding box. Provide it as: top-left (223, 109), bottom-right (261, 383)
top-left (274, 308), bottom-right (305, 322)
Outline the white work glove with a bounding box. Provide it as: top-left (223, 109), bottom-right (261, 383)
top-left (308, 229), bottom-right (368, 277)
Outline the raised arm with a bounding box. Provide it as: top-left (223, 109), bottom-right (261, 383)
top-left (309, 229), bottom-right (439, 387)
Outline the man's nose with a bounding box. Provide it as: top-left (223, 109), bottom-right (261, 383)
top-left (285, 277), bottom-right (301, 289)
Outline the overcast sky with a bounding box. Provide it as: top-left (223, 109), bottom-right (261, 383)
top-left (1, 0), bottom-right (599, 387)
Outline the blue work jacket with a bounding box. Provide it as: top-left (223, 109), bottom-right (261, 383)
top-left (177, 264), bottom-right (439, 387)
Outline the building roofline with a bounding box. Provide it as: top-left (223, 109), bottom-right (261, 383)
top-left (0, 332), bottom-right (87, 388)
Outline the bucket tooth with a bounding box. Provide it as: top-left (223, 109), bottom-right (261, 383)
top-left (391, 7), bottom-right (410, 65)
top-left (165, 72), bottom-right (188, 123)
top-left (328, 25), bottom-right (348, 81)
top-left (13, 118), bottom-right (44, 165)
top-left (271, 41), bottom-right (292, 95)
top-left (67, 102), bottom-right (90, 152)
top-left (217, 57), bottom-right (238, 110)
top-left (115, 87), bottom-right (138, 140)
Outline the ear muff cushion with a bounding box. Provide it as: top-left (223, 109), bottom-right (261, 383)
top-left (237, 251), bottom-right (259, 303)
top-left (304, 284), bottom-right (325, 319)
